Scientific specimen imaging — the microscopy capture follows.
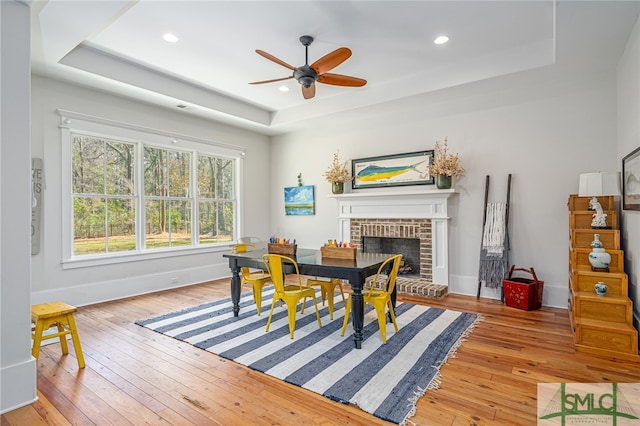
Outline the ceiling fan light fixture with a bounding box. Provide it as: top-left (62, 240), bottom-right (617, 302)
top-left (162, 33), bottom-right (179, 43)
top-left (299, 76), bottom-right (315, 88)
top-left (434, 35), bottom-right (449, 45)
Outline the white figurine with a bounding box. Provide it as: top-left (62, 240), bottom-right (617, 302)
top-left (589, 197), bottom-right (608, 228)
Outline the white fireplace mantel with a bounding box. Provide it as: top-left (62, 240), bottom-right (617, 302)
top-left (328, 188), bottom-right (455, 219)
top-left (329, 189), bottom-right (456, 285)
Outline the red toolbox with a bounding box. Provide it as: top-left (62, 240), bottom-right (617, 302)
top-left (503, 266), bottom-right (544, 310)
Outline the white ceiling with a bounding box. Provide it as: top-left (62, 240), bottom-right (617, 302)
top-left (30, 1), bottom-right (640, 135)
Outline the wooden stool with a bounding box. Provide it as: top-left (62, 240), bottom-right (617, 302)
top-left (31, 302), bottom-right (85, 368)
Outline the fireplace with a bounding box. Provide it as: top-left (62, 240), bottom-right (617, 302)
top-left (353, 219), bottom-right (431, 280)
top-left (363, 236), bottom-right (421, 277)
top-left (330, 189), bottom-right (454, 286)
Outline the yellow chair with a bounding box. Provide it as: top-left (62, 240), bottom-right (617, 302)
top-left (306, 278), bottom-right (346, 319)
top-left (232, 243), bottom-right (272, 315)
top-left (262, 254), bottom-right (322, 339)
top-left (341, 254), bottom-right (402, 344)
top-left (31, 301), bottom-right (85, 368)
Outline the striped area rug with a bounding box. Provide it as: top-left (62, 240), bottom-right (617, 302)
top-left (136, 289), bottom-right (480, 425)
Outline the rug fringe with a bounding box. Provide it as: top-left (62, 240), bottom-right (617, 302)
top-left (401, 315), bottom-right (483, 426)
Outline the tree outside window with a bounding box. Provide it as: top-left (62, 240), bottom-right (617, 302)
top-left (71, 133), bottom-right (235, 256)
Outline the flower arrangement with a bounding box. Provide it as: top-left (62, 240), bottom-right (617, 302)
top-left (323, 150), bottom-right (352, 184)
top-left (428, 137), bottom-right (465, 177)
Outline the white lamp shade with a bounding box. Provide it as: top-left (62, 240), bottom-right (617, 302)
top-left (578, 172), bottom-right (621, 197)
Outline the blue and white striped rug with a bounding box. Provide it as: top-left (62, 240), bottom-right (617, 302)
top-left (136, 289), bottom-right (480, 425)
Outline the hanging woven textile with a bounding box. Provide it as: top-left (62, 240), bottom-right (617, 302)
top-left (477, 175), bottom-right (512, 297)
top-left (478, 202), bottom-right (509, 288)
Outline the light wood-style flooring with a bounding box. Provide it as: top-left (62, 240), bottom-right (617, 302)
top-left (2, 278), bottom-right (639, 425)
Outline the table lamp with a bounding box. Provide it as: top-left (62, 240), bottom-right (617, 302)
top-left (578, 172), bottom-right (621, 228)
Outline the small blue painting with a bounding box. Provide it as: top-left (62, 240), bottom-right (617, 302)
top-left (284, 185), bottom-right (315, 215)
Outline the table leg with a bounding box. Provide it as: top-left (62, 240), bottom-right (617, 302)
top-left (349, 273), bottom-right (365, 349)
top-left (230, 262), bottom-right (241, 317)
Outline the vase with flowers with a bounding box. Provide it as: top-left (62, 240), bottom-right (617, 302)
top-left (428, 137), bottom-right (465, 189)
top-left (324, 150), bottom-right (351, 194)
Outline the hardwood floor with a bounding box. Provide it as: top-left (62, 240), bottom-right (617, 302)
top-left (2, 279), bottom-right (639, 425)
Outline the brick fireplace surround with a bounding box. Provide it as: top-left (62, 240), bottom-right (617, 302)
top-left (350, 218), bottom-right (431, 280)
top-left (350, 218), bottom-right (447, 298)
top-left (331, 189), bottom-right (456, 298)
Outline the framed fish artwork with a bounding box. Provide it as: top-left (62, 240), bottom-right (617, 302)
top-left (351, 150), bottom-right (434, 189)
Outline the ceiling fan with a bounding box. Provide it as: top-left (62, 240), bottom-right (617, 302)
top-left (249, 35), bottom-right (367, 100)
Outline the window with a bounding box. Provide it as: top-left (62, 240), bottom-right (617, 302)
top-left (72, 135), bottom-right (136, 255)
top-left (62, 110), bottom-right (242, 264)
top-left (143, 146), bottom-right (193, 248)
top-left (197, 154), bottom-right (235, 245)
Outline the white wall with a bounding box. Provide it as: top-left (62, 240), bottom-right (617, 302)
top-left (271, 67), bottom-right (619, 308)
top-left (618, 16), bottom-right (640, 321)
top-left (0, 0), bottom-right (37, 414)
top-left (30, 76), bottom-right (271, 307)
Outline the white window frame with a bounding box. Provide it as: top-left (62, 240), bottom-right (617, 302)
top-left (59, 109), bottom-right (246, 269)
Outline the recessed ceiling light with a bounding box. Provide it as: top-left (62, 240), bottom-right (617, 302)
top-left (163, 33), bottom-right (179, 43)
top-left (278, 86), bottom-right (290, 92)
top-left (434, 36), bottom-right (449, 45)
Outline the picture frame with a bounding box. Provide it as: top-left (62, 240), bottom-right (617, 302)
top-left (284, 185), bottom-right (315, 215)
top-left (622, 146), bottom-right (640, 211)
top-left (351, 150), bottom-right (434, 189)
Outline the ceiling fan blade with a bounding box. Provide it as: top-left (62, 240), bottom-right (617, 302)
top-left (311, 47), bottom-right (352, 75)
top-left (302, 84), bottom-right (316, 99)
top-left (317, 73), bottom-right (367, 87)
top-left (255, 49), bottom-right (296, 71)
top-left (249, 76), bottom-right (294, 85)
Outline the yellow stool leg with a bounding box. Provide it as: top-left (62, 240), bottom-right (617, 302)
top-left (31, 320), bottom-right (46, 360)
top-left (56, 321), bottom-right (70, 355)
top-left (66, 313), bottom-right (85, 368)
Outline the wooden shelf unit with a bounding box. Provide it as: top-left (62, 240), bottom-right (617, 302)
top-left (567, 194), bottom-right (639, 361)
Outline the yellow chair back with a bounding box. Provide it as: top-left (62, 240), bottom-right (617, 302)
top-left (341, 254), bottom-right (403, 344)
top-left (262, 254), bottom-right (322, 338)
top-left (231, 243), bottom-right (257, 254)
top-left (262, 254), bottom-right (301, 293)
top-left (367, 254), bottom-right (402, 296)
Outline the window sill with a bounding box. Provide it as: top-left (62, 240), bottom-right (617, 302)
top-left (61, 244), bottom-right (230, 270)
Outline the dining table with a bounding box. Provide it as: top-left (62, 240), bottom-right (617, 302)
top-left (222, 248), bottom-right (396, 349)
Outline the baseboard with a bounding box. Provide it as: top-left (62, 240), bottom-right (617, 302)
top-left (31, 263), bottom-right (231, 307)
top-left (0, 357), bottom-right (37, 414)
top-left (448, 273), bottom-right (569, 309)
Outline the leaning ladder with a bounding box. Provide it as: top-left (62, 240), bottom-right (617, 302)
top-left (476, 174), bottom-right (512, 300)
